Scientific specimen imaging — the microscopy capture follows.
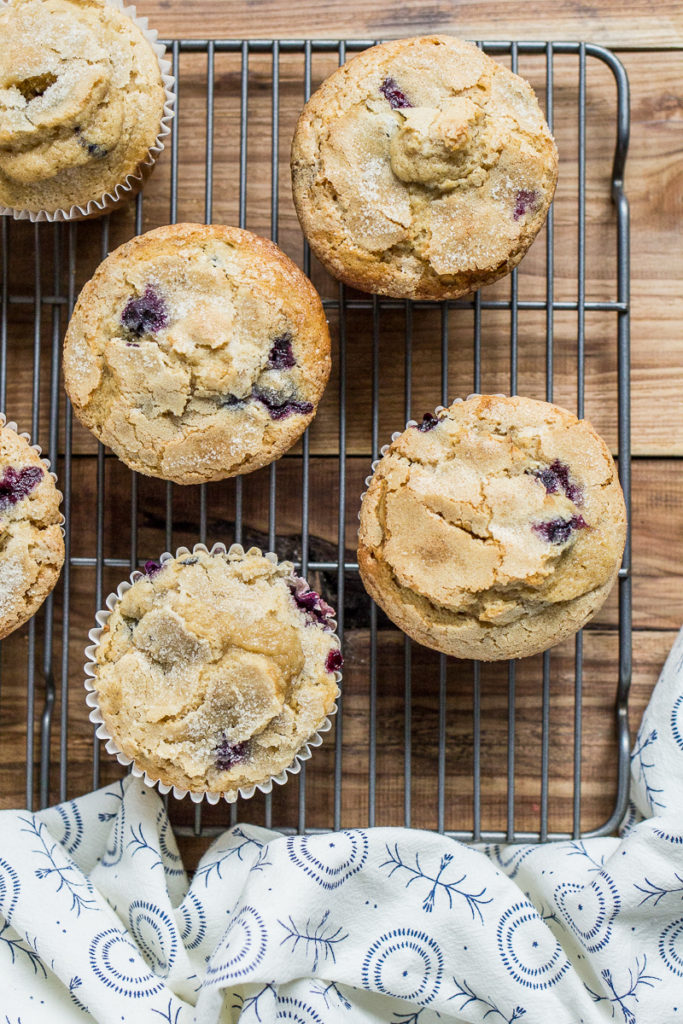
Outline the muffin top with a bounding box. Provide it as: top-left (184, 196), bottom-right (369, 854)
top-left (63, 224), bottom-right (331, 484)
top-left (358, 395), bottom-right (627, 660)
top-left (91, 547), bottom-right (342, 796)
top-left (292, 35), bottom-right (558, 299)
top-left (0, 0), bottom-right (166, 213)
top-left (0, 422), bottom-right (64, 639)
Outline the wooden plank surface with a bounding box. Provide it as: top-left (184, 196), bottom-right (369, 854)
top-left (141, 2), bottom-right (683, 49)
top-left (0, 3), bottom-right (682, 858)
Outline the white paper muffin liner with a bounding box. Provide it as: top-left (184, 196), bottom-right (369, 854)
top-left (0, 411), bottom-right (65, 536)
top-left (0, 0), bottom-right (176, 223)
top-left (84, 541), bottom-right (342, 805)
top-left (359, 394), bottom-right (507, 517)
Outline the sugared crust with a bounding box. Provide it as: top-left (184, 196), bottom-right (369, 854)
top-left (0, 425), bottom-right (64, 639)
top-left (0, 0), bottom-right (166, 213)
top-left (358, 396), bottom-right (627, 661)
top-left (63, 223), bottom-right (331, 484)
top-left (291, 35), bottom-right (558, 299)
top-left (92, 548), bottom-right (340, 796)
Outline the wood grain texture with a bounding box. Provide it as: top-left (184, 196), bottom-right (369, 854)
top-left (0, 4), bottom-right (681, 857)
top-left (142, 1), bottom-right (683, 49)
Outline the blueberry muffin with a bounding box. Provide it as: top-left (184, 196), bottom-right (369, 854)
top-left (89, 546), bottom-right (342, 798)
top-left (292, 35), bottom-right (558, 299)
top-left (0, 420), bottom-right (64, 639)
top-left (63, 224), bottom-right (331, 484)
top-left (0, 0), bottom-right (168, 216)
top-left (358, 396), bottom-right (626, 661)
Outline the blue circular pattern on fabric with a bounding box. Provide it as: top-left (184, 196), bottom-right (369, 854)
top-left (486, 845), bottom-right (535, 880)
top-left (275, 997), bottom-right (325, 1023)
top-left (619, 801), bottom-right (639, 838)
top-left (362, 928), bottom-right (444, 1004)
top-left (496, 902), bottom-right (569, 990)
top-left (653, 828), bottom-right (683, 845)
top-left (204, 905), bottom-right (267, 986)
top-left (660, 918), bottom-right (683, 977)
top-left (128, 900), bottom-right (177, 978)
top-left (100, 804), bottom-right (125, 867)
top-left (671, 696), bottom-right (683, 751)
top-left (178, 891), bottom-right (207, 950)
top-left (54, 801), bottom-right (84, 856)
top-left (159, 816), bottom-right (184, 878)
top-left (286, 831), bottom-right (369, 890)
top-left (89, 928), bottom-right (165, 997)
top-left (0, 857), bottom-right (20, 922)
top-left (555, 872), bottom-right (621, 953)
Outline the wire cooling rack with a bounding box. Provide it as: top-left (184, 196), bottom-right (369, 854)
top-left (0, 39), bottom-right (630, 843)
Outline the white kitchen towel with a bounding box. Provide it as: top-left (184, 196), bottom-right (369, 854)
top-left (2, 629), bottom-right (683, 1023)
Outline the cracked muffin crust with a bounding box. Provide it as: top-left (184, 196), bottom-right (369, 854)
top-left (91, 546), bottom-right (342, 798)
top-left (291, 35), bottom-right (558, 300)
top-left (0, 422), bottom-right (64, 639)
top-left (358, 395), bottom-right (627, 661)
top-left (63, 223), bottom-right (332, 484)
top-left (0, 0), bottom-right (167, 215)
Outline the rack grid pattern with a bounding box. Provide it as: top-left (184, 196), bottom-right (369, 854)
top-left (0, 38), bottom-right (631, 843)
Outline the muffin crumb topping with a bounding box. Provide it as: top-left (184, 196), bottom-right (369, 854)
top-left (358, 395), bottom-right (626, 660)
top-left (93, 547), bottom-right (340, 796)
top-left (0, 0), bottom-right (166, 213)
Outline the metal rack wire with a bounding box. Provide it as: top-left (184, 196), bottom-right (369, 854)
top-left (0, 39), bottom-right (630, 844)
